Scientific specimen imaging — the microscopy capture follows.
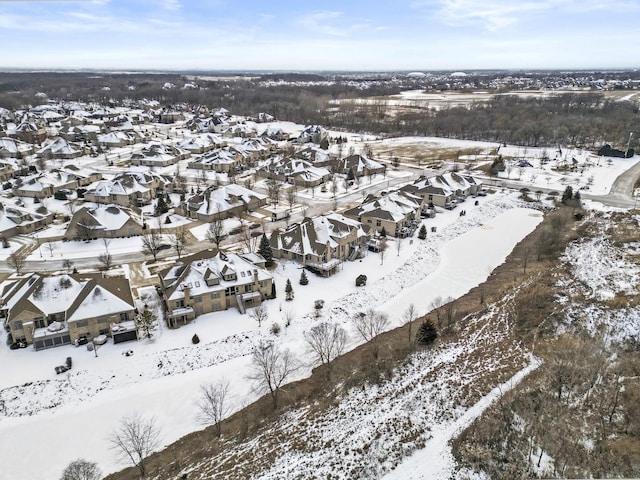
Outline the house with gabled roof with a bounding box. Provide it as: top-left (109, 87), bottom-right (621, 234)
top-left (0, 137), bottom-right (35, 159)
top-left (400, 173), bottom-right (481, 207)
top-left (187, 148), bottom-right (239, 173)
top-left (256, 157), bottom-right (331, 188)
top-left (0, 202), bottom-right (53, 239)
top-left (175, 183), bottom-right (267, 222)
top-left (343, 191), bottom-right (422, 237)
top-left (84, 171), bottom-right (167, 207)
top-left (66, 204), bottom-right (144, 240)
top-left (336, 154), bottom-right (386, 178)
top-left (0, 273), bottom-right (136, 350)
top-left (177, 133), bottom-right (224, 154)
top-left (36, 137), bottom-right (85, 159)
top-left (12, 171), bottom-right (80, 199)
top-left (158, 250), bottom-right (273, 326)
top-left (269, 213), bottom-right (369, 276)
top-left (129, 143), bottom-right (189, 167)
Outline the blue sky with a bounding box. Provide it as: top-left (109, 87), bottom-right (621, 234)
top-left (0, 0), bottom-right (638, 71)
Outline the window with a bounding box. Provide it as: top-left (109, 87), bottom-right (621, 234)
top-left (195, 281), bottom-right (201, 288)
top-left (241, 271), bottom-right (246, 277)
top-left (428, 195), bottom-right (433, 201)
top-left (34, 317), bottom-right (46, 329)
top-left (76, 319), bottom-right (89, 328)
top-left (99, 316), bottom-right (110, 324)
top-left (194, 295), bottom-right (202, 303)
top-left (376, 220), bottom-right (381, 227)
top-left (176, 300), bottom-right (185, 308)
top-left (12, 321), bottom-right (22, 331)
top-left (99, 328), bottom-right (110, 336)
top-left (211, 292), bottom-right (220, 299)
top-left (245, 284), bottom-right (253, 293)
top-left (225, 286), bottom-right (237, 297)
top-left (119, 312), bottom-right (129, 321)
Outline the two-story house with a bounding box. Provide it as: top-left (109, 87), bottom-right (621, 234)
top-left (158, 250), bottom-right (273, 327)
top-left (269, 214), bottom-right (369, 276)
top-left (0, 273), bottom-right (136, 350)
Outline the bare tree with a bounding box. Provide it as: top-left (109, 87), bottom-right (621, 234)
top-left (286, 186), bottom-right (297, 212)
top-left (60, 458), bottom-right (102, 480)
top-left (141, 232), bottom-right (163, 262)
top-left (62, 258), bottom-right (74, 273)
top-left (379, 237), bottom-right (388, 265)
top-left (197, 378), bottom-right (231, 437)
top-left (7, 250), bottom-right (27, 275)
top-left (267, 179), bottom-right (282, 206)
top-left (249, 303), bottom-right (268, 327)
top-left (170, 225), bottom-right (190, 259)
top-left (283, 308), bottom-right (295, 327)
top-left (247, 341), bottom-right (298, 408)
top-left (109, 412), bottom-right (161, 478)
top-left (396, 237), bottom-right (403, 257)
top-left (98, 250), bottom-right (113, 270)
top-left (404, 303), bottom-right (417, 344)
top-left (352, 309), bottom-right (390, 360)
top-left (205, 216), bottom-right (226, 249)
top-left (304, 322), bottom-right (348, 380)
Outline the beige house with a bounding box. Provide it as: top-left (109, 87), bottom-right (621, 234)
top-left (343, 191), bottom-right (422, 237)
top-left (158, 250), bottom-right (273, 327)
top-left (0, 273), bottom-right (136, 350)
top-left (84, 171), bottom-right (167, 207)
top-left (175, 184), bottom-right (267, 222)
top-left (0, 204), bottom-right (53, 239)
top-left (66, 204), bottom-right (144, 240)
top-left (269, 214), bottom-right (369, 276)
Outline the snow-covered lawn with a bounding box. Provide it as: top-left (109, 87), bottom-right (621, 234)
top-left (0, 192), bottom-right (543, 479)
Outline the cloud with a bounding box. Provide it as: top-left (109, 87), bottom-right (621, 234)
top-left (297, 11), bottom-right (346, 36)
top-left (417, 0), bottom-right (640, 30)
top-left (163, 0), bottom-right (181, 11)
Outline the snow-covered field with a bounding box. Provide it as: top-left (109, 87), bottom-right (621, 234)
top-left (0, 192), bottom-right (543, 479)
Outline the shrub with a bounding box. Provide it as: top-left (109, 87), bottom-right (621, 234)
top-left (192, 334), bottom-right (200, 344)
top-left (418, 225), bottom-right (427, 240)
top-left (356, 274), bottom-right (367, 287)
top-left (270, 322), bottom-right (281, 336)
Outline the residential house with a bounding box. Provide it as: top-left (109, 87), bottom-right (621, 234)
top-left (343, 191), bottom-right (422, 237)
top-left (12, 171), bottom-right (80, 199)
top-left (0, 273), bottom-right (136, 350)
top-left (129, 143), bottom-right (189, 167)
top-left (84, 171), bottom-right (167, 207)
top-left (66, 204), bottom-right (144, 240)
top-left (336, 154), bottom-right (386, 179)
top-left (36, 137), bottom-right (85, 160)
top-left (400, 173), bottom-right (481, 208)
top-left (0, 203), bottom-right (53, 239)
top-left (187, 148), bottom-right (239, 173)
top-left (175, 184), bottom-right (267, 222)
top-left (269, 214), bottom-right (369, 276)
top-left (0, 137), bottom-right (34, 158)
top-left (158, 250), bottom-right (273, 326)
top-left (256, 157), bottom-right (331, 188)
top-left (177, 133), bottom-right (223, 154)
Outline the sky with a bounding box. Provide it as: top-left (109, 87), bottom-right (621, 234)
top-left (0, 0), bottom-right (639, 71)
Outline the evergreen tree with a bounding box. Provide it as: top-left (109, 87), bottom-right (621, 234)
top-left (285, 278), bottom-right (294, 301)
top-left (258, 233), bottom-right (274, 267)
top-left (380, 226), bottom-right (387, 237)
top-left (299, 269), bottom-right (309, 285)
top-left (418, 225), bottom-right (427, 240)
top-left (155, 195), bottom-right (169, 215)
top-left (561, 186), bottom-right (574, 204)
top-left (416, 319), bottom-right (438, 345)
top-left (347, 167), bottom-right (355, 182)
top-left (135, 309), bottom-right (156, 339)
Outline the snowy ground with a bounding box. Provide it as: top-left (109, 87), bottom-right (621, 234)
top-left (0, 191), bottom-right (543, 480)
